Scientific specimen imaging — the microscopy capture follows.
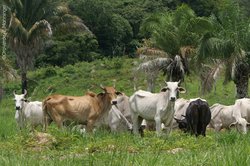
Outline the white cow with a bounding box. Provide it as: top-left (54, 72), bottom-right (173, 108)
top-left (141, 98), bottom-right (189, 131)
top-left (209, 100), bottom-right (250, 134)
top-left (109, 94), bottom-right (132, 132)
top-left (13, 90), bottom-right (44, 130)
top-left (173, 98), bottom-right (190, 128)
top-left (129, 81), bottom-right (186, 136)
top-left (95, 94), bottom-right (132, 132)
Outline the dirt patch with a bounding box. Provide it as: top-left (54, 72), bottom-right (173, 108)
top-left (167, 148), bottom-right (184, 154)
top-left (27, 132), bottom-right (56, 151)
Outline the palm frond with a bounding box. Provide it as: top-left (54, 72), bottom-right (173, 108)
top-left (49, 5), bottom-right (92, 35)
top-left (28, 19), bottom-right (52, 41)
top-left (136, 47), bottom-right (169, 60)
top-left (0, 56), bottom-right (19, 82)
top-left (200, 61), bottom-right (222, 95)
top-left (164, 55), bottom-right (186, 82)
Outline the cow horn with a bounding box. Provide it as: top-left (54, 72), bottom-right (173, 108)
top-left (23, 89), bottom-right (27, 96)
top-left (100, 84), bottom-right (105, 90)
top-left (13, 90), bottom-right (16, 95)
top-left (178, 80), bottom-right (181, 85)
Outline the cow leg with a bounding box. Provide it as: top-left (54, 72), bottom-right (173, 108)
top-left (53, 116), bottom-right (63, 129)
top-left (214, 123), bottom-right (222, 132)
top-left (154, 114), bottom-right (162, 137)
top-left (86, 119), bottom-right (95, 133)
top-left (131, 113), bottom-right (140, 135)
top-left (43, 114), bottom-right (49, 131)
top-left (193, 124), bottom-right (198, 137)
top-left (201, 123), bottom-right (207, 136)
top-left (138, 117), bottom-right (144, 137)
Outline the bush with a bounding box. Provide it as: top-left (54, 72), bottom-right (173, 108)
top-left (35, 33), bottom-right (99, 67)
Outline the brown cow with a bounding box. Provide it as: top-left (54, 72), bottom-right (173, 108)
top-left (43, 85), bottom-right (121, 132)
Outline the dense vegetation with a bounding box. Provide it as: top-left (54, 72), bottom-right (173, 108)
top-left (1, 57), bottom-right (249, 165)
top-left (1, 0), bottom-right (250, 165)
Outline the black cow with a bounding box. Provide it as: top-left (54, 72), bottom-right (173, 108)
top-left (185, 98), bottom-right (211, 137)
top-left (174, 116), bottom-right (188, 132)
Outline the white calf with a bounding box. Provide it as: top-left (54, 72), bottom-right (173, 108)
top-left (13, 90), bottom-right (44, 130)
top-left (129, 81), bottom-right (186, 136)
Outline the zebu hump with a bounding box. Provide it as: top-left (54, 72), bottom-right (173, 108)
top-left (134, 90), bottom-right (152, 97)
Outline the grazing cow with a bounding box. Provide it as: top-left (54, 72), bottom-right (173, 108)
top-left (43, 85), bottom-right (121, 132)
top-left (95, 93), bottom-right (132, 132)
top-left (185, 98), bottom-right (211, 137)
top-left (210, 99), bottom-right (250, 134)
top-left (129, 81), bottom-right (186, 136)
top-left (108, 94), bottom-right (132, 132)
top-left (173, 98), bottom-right (190, 130)
top-left (13, 90), bottom-right (44, 130)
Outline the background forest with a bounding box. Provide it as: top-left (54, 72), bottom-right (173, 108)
top-left (1, 1), bottom-right (250, 165)
top-left (1, 0), bottom-right (250, 99)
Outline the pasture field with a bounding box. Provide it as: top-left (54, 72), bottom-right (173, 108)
top-left (1, 57), bottom-right (250, 165)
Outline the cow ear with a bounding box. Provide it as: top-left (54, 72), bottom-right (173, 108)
top-left (115, 91), bottom-right (122, 96)
top-left (97, 92), bottom-right (105, 97)
top-left (178, 87), bottom-right (186, 93)
top-left (229, 121), bottom-right (237, 128)
top-left (174, 117), bottom-right (181, 123)
top-left (161, 87), bottom-right (169, 92)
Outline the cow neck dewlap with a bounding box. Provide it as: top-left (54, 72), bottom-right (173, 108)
top-left (22, 101), bottom-right (29, 111)
top-left (98, 93), bottom-right (112, 113)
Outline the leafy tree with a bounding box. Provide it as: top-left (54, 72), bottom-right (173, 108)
top-left (3, 0), bottom-right (54, 93)
top-left (69, 0), bottom-right (133, 56)
top-left (196, 0), bottom-right (250, 98)
top-left (140, 4), bottom-right (200, 56)
top-left (35, 33), bottom-right (99, 67)
top-left (182, 0), bottom-right (220, 16)
top-left (4, 0), bottom-right (92, 92)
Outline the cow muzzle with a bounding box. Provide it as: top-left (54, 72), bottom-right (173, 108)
top-left (170, 97), bottom-right (176, 102)
top-left (16, 106), bottom-right (21, 110)
top-left (112, 100), bottom-right (117, 105)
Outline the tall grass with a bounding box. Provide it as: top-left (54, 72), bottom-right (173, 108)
top-left (1, 57), bottom-right (249, 165)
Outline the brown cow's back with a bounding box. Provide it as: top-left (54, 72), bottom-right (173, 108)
top-left (43, 86), bottom-right (120, 132)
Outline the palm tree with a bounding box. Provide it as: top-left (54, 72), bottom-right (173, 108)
top-left (138, 5), bottom-right (200, 86)
top-left (3, 0), bottom-right (54, 93)
top-left (4, 0), bottom-right (91, 93)
top-left (196, 0), bottom-right (250, 98)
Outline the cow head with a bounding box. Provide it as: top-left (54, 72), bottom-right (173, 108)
top-left (13, 90), bottom-right (28, 111)
top-left (99, 85), bottom-right (122, 105)
top-left (110, 92), bottom-right (125, 105)
top-left (174, 117), bottom-right (188, 132)
top-left (161, 81), bottom-right (186, 102)
top-left (229, 118), bottom-right (250, 134)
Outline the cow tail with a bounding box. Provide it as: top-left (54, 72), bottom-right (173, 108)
top-left (42, 98), bottom-right (51, 131)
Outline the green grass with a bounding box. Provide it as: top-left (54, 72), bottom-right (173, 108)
top-left (1, 57), bottom-right (250, 165)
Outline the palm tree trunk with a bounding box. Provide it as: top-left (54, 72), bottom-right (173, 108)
top-left (21, 72), bottom-right (27, 94)
top-left (233, 60), bottom-right (249, 98)
top-left (234, 76), bottom-right (249, 98)
top-left (0, 85), bottom-right (3, 102)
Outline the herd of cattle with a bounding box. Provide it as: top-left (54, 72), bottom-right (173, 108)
top-left (13, 81), bottom-right (250, 137)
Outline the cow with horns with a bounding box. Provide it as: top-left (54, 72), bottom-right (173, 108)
top-left (129, 81), bottom-right (186, 136)
top-left (43, 85), bottom-right (121, 132)
top-left (13, 90), bottom-right (44, 130)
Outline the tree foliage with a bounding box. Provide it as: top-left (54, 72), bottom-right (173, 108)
top-left (36, 33), bottom-right (98, 67)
